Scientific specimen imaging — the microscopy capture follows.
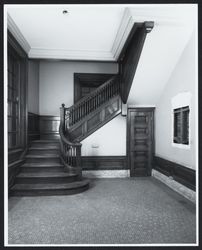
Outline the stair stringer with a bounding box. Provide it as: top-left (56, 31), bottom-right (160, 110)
top-left (68, 95), bottom-right (122, 142)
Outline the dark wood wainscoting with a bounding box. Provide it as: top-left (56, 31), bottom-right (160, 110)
top-left (28, 112), bottom-right (40, 142)
top-left (82, 156), bottom-right (127, 170)
top-left (39, 116), bottom-right (60, 140)
top-left (153, 156), bottom-right (196, 191)
top-left (8, 159), bottom-right (25, 193)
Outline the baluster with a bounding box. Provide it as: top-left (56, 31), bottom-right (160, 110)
top-left (85, 100), bottom-right (87, 116)
top-left (77, 105), bottom-right (80, 122)
top-left (73, 147), bottom-right (76, 167)
top-left (70, 146), bottom-right (72, 166)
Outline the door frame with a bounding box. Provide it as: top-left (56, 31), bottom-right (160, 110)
top-left (127, 106), bottom-right (155, 177)
top-left (73, 73), bottom-right (115, 103)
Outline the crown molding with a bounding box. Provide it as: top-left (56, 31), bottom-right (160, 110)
top-left (111, 8), bottom-right (134, 61)
top-left (29, 48), bottom-right (115, 61)
top-left (7, 13), bottom-right (31, 54)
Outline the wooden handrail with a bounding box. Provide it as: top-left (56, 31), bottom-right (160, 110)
top-left (65, 75), bottom-right (120, 127)
top-left (70, 75), bottom-right (118, 110)
top-left (59, 105), bottom-right (82, 173)
top-left (59, 74), bottom-right (120, 173)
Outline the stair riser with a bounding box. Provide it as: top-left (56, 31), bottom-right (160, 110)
top-left (10, 184), bottom-right (89, 196)
top-left (28, 149), bottom-right (60, 155)
top-left (31, 142), bottom-right (60, 147)
top-left (15, 176), bottom-right (79, 184)
top-left (25, 158), bottom-right (61, 163)
top-left (20, 167), bottom-right (64, 173)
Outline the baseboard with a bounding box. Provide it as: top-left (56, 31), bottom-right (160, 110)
top-left (152, 169), bottom-right (196, 204)
top-left (82, 156), bottom-right (127, 170)
top-left (153, 156), bottom-right (195, 191)
top-left (82, 170), bottom-right (130, 178)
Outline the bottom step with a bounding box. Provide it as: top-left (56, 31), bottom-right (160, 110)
top-left (10, 180), bottom-right (90, 196)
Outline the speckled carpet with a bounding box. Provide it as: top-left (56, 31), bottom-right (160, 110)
top-left (8, 177), bottom-right (196, 245)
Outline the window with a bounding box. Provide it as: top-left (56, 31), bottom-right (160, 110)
top-left (173, 106), bottom-right (189, 145)
top-left (8, 49), bottom-right (21, 149)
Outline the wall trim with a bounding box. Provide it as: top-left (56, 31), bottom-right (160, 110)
top-left (153, 156), bottom-right (195, 191)
top-left (82, 156), bottom-right (127, 170)
top-left (152, 169), bottom-right (196, 204)
top-left (29, 48), bottom-right (115, 61)
top-left (82, 170), bottom-right (130, 178)
top-left (7, 13), bottom-right (31, 54)
top-left (111, 8), bottom-right (134, 61)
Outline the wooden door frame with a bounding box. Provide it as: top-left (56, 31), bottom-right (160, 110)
top-left (127, 107), bottom-right (155, 177)
top-left (73, 73), bottom-right (115, 103)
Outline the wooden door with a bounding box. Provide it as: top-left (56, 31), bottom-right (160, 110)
top-left (127, 108), bottom-right (154, 177)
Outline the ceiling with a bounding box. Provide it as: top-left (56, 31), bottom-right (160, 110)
top-left (6, 4), bottom-right (197, 104)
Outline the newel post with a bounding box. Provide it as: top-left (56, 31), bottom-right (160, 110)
top-left (76, 144), bottom-right (82, 178)
top-left (60, 103), bottom-right (65, 131)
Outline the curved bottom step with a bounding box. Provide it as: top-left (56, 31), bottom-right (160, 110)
top-left (10, 180), bottom-right (90, 196)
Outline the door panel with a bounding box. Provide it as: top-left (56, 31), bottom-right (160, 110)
top-left (127, 108), bottom-right (154, 177)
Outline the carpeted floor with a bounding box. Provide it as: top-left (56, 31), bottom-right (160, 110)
top-left (8, 177), bottom-right (196, 245)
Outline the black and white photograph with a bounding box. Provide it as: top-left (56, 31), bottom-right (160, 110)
top-left (3, 2), bottom-right (198, 247)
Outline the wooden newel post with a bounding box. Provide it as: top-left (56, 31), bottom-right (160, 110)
top-left (76, 144), bottom-right (82, 178)
top-left (60, 103), bottom-right (65, 131)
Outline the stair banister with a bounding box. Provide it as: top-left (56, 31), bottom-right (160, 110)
top-left (64, 75), bottom-right (120, 127)
top-left (60, 103), bottom-right (82, 176)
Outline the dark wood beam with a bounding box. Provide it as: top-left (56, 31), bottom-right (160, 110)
top-left (119, 21), bottom-right (154, 104)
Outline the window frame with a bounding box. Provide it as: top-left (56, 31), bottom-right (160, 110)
top-left (173, 106), bottom-right (190, 145)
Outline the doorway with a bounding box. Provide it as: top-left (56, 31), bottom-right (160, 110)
top-left (74, 73), bottom-right (115, 103)
top-left (127, 107), bottom-right (154, 177)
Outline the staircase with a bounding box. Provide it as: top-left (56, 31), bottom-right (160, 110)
top-left (10, 75), bottom-right (121, 196)
top-left (10, 140), bottom-right (89, 196)
top-left (62, 75), bottom-right (121, 142)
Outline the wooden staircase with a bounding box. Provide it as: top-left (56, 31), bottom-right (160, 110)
top-left (10, 140), bottom-right (89, 196)
top-left (61, 75), bottom-right (121, 142)
top-left (10, 75), bottom-right (121, 196)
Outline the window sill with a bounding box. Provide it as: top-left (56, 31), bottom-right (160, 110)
top-left (172, 142), bottom-right (191, 150)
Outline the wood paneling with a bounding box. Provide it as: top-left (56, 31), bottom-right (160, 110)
top-left (154, 156), bottom-right (195, 191)
top-left (28, 112), bottom-right (40, 142)
top-left (8, 30), bottom-right (28, 172)
top-left (8, 159), bottom-right (24, 194)
top-left (119, 22), bottom-right (154, 104)
top-left (69, 95), bottom-right (122, 142)
top-left (82, 156), bottom-right (127, 170)
top-left (39, 116), bottom-right (60, 140)
top-left (127, 108), bottom-right (154, 177)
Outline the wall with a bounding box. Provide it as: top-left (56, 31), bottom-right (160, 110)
top-left (155, 31), bottom-right (196, 169)
top-left (81, 115), bottom-right (126, 156)
top-left (39, 61), bottom-right (118, 116)
top-left (28, 60), bottom-right (39, 114)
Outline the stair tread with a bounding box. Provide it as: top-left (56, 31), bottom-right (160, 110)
top-left (16, 172), bottom-right (77, 178)
top-left (32, 140), bottom-right (59, 143)
top-left (11, 180), bottom-right (89, 190)
top-left (29, 147), bottom-right (59, 150)
top-left (26, 154), bottom-right (60, 158)
top-left (22, 163), bottom-right (63, 167)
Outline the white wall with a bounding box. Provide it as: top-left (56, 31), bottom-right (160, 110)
top-left (155, 31), bottom-right (197, 169)
top-left (39, 61), bottom-right (118, 116)
top-left (28, 60), bottom-right (39, 114)
top-left (81, 115), bottom-right (126, 156)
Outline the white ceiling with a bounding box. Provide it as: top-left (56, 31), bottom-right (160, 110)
top-left (6, 4), bottom-right (197, 105)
